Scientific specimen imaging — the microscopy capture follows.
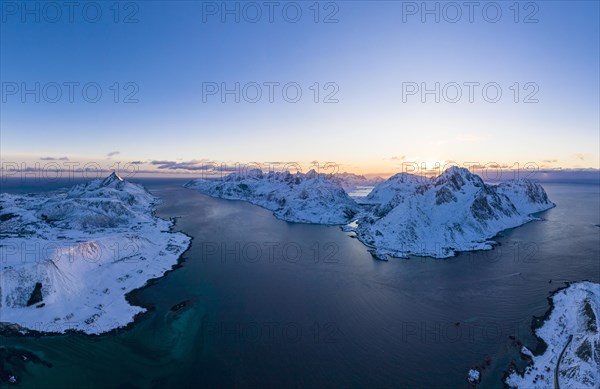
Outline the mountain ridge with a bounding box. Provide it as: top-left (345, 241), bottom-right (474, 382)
top-left (354, 167), bottom-right (554, 258)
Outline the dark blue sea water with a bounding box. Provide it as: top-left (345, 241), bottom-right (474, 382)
top-left (1, 180), bottom-right (598, 388)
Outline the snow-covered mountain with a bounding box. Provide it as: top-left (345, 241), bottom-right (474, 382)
top-left (35, 172), bottom-right (156, 229)
top-left (505, 281), bottom-right (600, 389)
top-left (185, 169), bottom-right (359, 224)
top-left (353, 167), bottom-right (554, 258)
top-left (360, 172), bottom-right (426, 212)
top-left (328, 172), bottom-right (384, 189)
top-left (0, 173), bottom-right (190, 334)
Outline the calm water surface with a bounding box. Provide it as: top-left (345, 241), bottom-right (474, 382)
top-left (1, 181), bottom-right (599, 388)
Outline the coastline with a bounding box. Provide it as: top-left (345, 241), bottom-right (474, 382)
top-left (501, 282), bottom-right (573, 388)
top-left (351, 203), bottom-right (555, 260)
top-left (503, 280), bottom-right (600, 388)
top-left (0, 186), bottom-right (193, 338)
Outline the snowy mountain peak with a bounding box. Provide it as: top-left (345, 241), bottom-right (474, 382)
top-left (441, 166), bottom-right (469, 175)
top-left (99, 171), bottom-right (125, 188)
top-left (388, 172), bottom-right (423, 183)
top-left (39, 174), bottom-right (155, 230)
top-left (434, 167), bottom-right (484, 190)
top-left (305, 169), bottom-right (318, 179)
top-left (104, 171), bottom-right (123, 183)
top-left (244, 168), bottom-right (263, 179)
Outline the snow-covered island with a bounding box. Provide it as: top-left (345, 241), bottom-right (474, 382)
top-left (505, 281), bottom-right (600, 389)
top-left (185, 169), bottom-right (360, 224)
top-left (354, 166), bottom-right (555, 258)
top-left (0, 173), bottom-right (190, 335)
top-left (186, 166), bottom-right (554, 259)
top-left (467, 368), bottom-right (480, 385)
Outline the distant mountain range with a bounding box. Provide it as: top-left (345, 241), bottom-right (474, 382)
top-left (187, 166), bottom-right (555, 259)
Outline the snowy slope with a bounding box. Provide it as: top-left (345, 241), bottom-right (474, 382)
top-left (360, 172), bottom-right (425, 211)
top-left (505, 281), bottom-right (600, 389)
top-left (496, 179), bottom-right (554, 214)
top-left (354, 167), bottom-right (555, 258)
top-left (185, 169), bottom-right (359, 224)
top-left (0, 173), bottom-right (190, 334)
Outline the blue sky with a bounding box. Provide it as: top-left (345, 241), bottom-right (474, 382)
top-left (1, 1), bottom-right (598, 175)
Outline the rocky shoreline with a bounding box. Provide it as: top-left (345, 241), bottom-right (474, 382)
top-left (504, 281), bottom-right (600, 388)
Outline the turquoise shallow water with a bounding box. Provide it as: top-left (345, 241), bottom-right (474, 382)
top-left (1, 181), bottom-right (599, 388)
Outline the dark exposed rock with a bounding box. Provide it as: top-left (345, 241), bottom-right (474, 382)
top-left (26, 283), bottom-right (43, 307)
top-left (471, 195), bottom-right (494, 221)
top-left (583, 299), bottom-right (598, 333)
top-left (0, 213), bottom-right (17, 222)
top-left (575, 339), bottom-right (592, 361)
top-left (170, 299), bottom-right (192, 315)
top-left (435, 186), bottom-right (457, 205)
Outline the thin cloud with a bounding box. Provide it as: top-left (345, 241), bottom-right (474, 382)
top-left (151, 160), bottom-right (237, 171)
top-left (40, 156), bottom-right (69, 161)
top-left (107, 151), bottom-right (120, 157)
